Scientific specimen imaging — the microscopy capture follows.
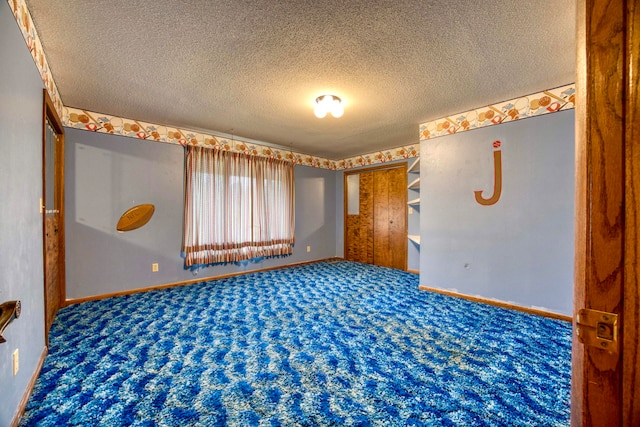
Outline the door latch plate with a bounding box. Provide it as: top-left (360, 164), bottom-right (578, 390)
top-left (576, 309), bottom-right (618, 353)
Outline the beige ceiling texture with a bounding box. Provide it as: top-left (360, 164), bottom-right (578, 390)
top-left (25, 1), bottom-right (576, 160)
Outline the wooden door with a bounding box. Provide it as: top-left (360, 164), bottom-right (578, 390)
top-left (344, 164), bottom-right (407, 270)
top-left (572, 0), bottom-right (639, 425)
top-left (373, 167), bottom-right (407, 270)
top-left (43, 90), bottom-right (65, 344)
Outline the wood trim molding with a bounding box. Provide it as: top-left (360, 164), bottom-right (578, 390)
top-left (10, 346), bottom-right (47, 427)
top-left (418, 285), bottom-right (571, 322)
top-left (43, 89), bottom-right (66, 334)
top-left (342, 161), bottom-right (408, 176)
top-left (407, 269), bottom-right (419, 275)
top-left (572, 0), bottom-right (633, 425)
top-left (623, 0), bottom-right (640, 423)
top-left (49, 96), bottom-right (66, 310)
top-left (65, 258), bottom-right (344, 306)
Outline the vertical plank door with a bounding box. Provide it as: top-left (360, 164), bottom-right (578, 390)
top-left (373, 167), bottom-right (407, 270)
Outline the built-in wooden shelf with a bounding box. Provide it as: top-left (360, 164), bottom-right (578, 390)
top-left (408, 157), bottom-right (420, 173)
top-left (407, 158), bottom-right (420, 259)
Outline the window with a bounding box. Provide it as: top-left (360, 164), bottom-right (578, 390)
top-left (182, 146), bottom-right (295, 267)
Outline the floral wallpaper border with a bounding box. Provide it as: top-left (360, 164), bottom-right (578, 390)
top-left (8, 0), bottom-right (573, 170)
top-left (7, 0), bottom-right (64, 119)
top-left (64, 107), bottom-right (420, 170)
top-left (63, 107), bottom-right (344, 169)
top-left (419, 84), bottom-right (575, 141)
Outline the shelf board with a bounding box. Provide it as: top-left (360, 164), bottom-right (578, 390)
top-left (407, 177), bottom-right (420, 189)
top-left (408, 234), bottom-right (421, 244)
top-left (407, 198), bottom-right (420, 205)
top-left (408, 157), bottom-right (420, 173)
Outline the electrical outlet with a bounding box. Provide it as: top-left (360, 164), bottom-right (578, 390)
top-left (306, 246), bottom-right (311, 252)
top-left (12, 349), bottom-right (19, 376)
top-left (152, 263), bottom-right (159, 272)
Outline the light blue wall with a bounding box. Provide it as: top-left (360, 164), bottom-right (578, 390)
top-left (64, 128), bottom-right (338, 299)
top-left (335, 170), bottom-right (344, 258)
top-left (420, 110), bottom-right (575, 315)
top-left (0, 2), bottom-right (46, 425)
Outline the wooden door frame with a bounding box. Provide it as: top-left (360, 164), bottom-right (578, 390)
top-left (343, 162), bottom-right (408, 269)
top-left (42, 89), bottom-right (65, 344)
top-left (622, 0), bottom-right (640, 422)
top-left (572, 0), bottom-right (639, 425)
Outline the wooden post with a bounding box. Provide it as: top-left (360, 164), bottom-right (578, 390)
top-left (572, 0), bottom-right (640, 425)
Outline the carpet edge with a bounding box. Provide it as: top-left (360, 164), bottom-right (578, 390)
top-left (418, 285), bottom-right (572, 322)
top-left (64, 257), bottom-right (345, 306)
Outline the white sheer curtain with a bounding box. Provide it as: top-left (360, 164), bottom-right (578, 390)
top-left (182, 146), bottom-right (295, 267)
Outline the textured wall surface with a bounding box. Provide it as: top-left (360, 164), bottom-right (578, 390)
top-left (64, 128), bottom-right (338, 299)
top-left (420, 110), bottom-right (575, 315)
top-left (334, 170), bottom-right (345, 259)
top-left (407, 207), bottom-right (420, 271)
top-left (0, 2), bottom-right (46, 425)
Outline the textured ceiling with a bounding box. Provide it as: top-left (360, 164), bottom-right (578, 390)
top-left (24, 0), bottom-right (576, 159)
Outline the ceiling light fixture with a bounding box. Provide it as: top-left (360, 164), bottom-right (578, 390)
top-left (314, 95), bottom-right (344, 118)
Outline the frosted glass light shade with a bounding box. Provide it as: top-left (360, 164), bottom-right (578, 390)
top-left (332, 102), bottom-right (344, 118)
top-left (314, 104), bottom-right (328, 118)
top-left (314, 95), bottom-right (343, 118)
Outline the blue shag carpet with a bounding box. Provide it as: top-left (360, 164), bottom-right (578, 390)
top-left (20, 261), bottom-right (572, 426)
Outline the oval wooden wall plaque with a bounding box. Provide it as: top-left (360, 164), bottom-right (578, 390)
top-left (116, 204), bottom-right (155, 232)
